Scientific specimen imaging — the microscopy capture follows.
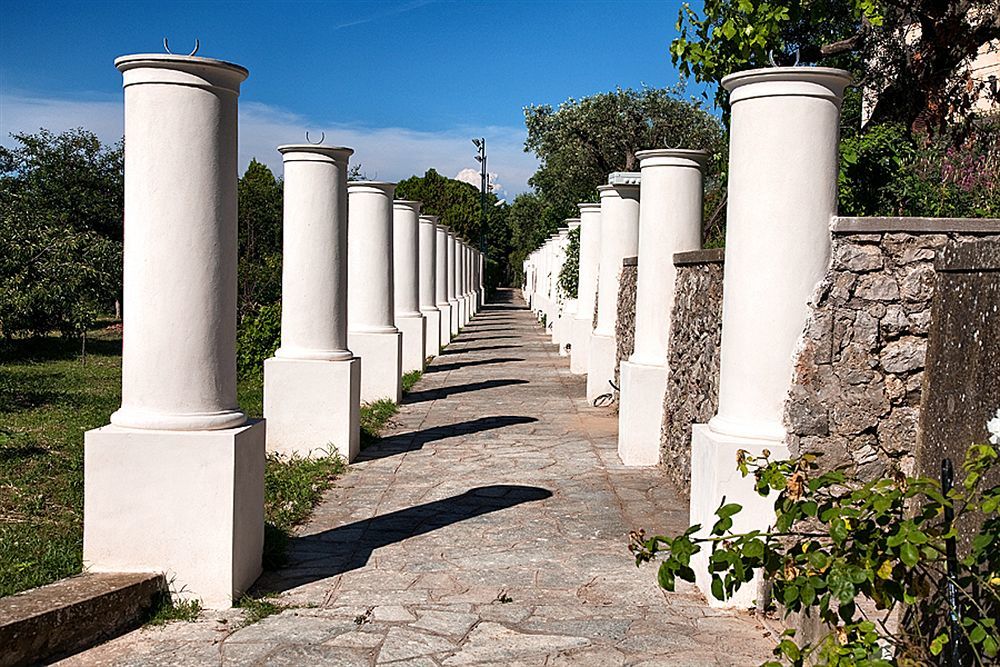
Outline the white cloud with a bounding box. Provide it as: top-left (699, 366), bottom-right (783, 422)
top-left (453, 167), bottom-right (503, 194)
top-left (0, 91), bottom-right (538, 195)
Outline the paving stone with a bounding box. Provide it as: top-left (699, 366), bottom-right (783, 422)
top-left (376, 627), bottom-right (456, 663)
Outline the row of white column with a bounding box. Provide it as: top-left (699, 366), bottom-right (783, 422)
top-left (84, 51), bottom-right (486, 608)
top-left (523, 65), bottom-right (851, 608)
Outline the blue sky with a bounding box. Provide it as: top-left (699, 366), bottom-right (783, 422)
top-left (0, 0), bottom-right (705, 195)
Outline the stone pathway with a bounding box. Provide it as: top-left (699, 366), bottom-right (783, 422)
top-left (63, 289), bottom-right (774, 666)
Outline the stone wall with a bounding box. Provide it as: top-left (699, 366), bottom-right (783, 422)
top-left (614, 258), bottom-right (638, 397)
top-left (784, 218), bottom-right (1000, 480)
top-left (660, 249), bottom-right (725, 494)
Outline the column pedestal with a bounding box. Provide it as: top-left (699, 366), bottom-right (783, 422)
top-left (569, 318), bottom-right (591, 374)
top-left (349, 331), bottom-right (403, 403)
top-left (438, 303), bottom-right (453, 345)
top-left (617, 361), bottom-right (668, 465)
top-left (395, 314), bottom-right (426, 373)
top-left (689, 424), bottom-right (788, 608)
top-left (586, 333), bottom-right (617, 404)
top-left (84, 422), bottom-right (265, 609)
top-left (449, 298), bottom-right (461, 336)
top-left (422, 307), bottom-right (442, 357)
top-left (264, 357), bottom-right (360, 460)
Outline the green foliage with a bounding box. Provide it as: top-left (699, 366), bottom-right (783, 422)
top-left (0, 129), bottom-right (123, 338)
top-left (632, 441), bottom-right (1000, 665)
top-left (263, 449), bottom-right (346, 569)
top-left (238, 159), bottom-right (284, 321)
top-left (236, 593), bottom-right (288, 627)
top-left (146, 596), bottom-right (202, 626)
top-left (360, 399), bottom-right (399, 450)
top-left (236, 302), bottom-right (281, 379)
top-left (402, 370), bottom-right (423, 394)
top-left (0, 326), bottom-right (121, 597)
top-left (558, 227), bottom-right (580, 299)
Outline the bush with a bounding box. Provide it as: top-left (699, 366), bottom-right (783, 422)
top-left (558, 226), bottom-right (580, 299)
top-left (236, 302), bottom-right (281, 378)
top-left (632, 418), bottom-right (1000, 666)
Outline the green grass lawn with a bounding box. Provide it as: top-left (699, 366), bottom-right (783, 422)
top-left (1, 327), bottom-right (416, 599)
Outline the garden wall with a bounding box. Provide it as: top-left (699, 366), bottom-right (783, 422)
top-left (614, 257), bottom-right (638, 399)
top-left (659, 249), bottom-right (725, 494)
top-left (783, 218), bottom-right (1000, 480)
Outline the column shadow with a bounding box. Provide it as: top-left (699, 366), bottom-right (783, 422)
top-left (402, 378), bottom-right (529, 404)
top-left (357, 414), bottom-right (538, 461)
top-left (441, 344), bottom-right (519, 355)
top-left (426, 357), bottom-right (525, 373)
top-left (253, 484), bottom-right (553, 594)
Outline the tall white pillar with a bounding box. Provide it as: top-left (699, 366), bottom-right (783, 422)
top-left (435, 223), bottom-right (453, 346)
top-left (479, 251), bottom-right (487, 303)
top-left (85, 52), bottom-right (263, 609)
top-left (348, 182), bottom-right (403, 403)
top-left (419, 214), bottom-right (442, 358)
top-left (393, 200), bottom-right (426, 373)
top-left (587, 180), bottom-right (640, 403)
top-left (447, 230), bottom-right (461, 336)
top-left (690, 67), bottom-right (850, 607)
top-left (570, 203), bottom-right (601, 374)
top-left (618, 150), bottom-right (706, 466)
top-left (463, 242), bottom-right (475, 317)
top-left (551, 227), bottom-right (569, 345)
top-left (264, 143), bottom-right (360, 462)
top-left (457, 240), bottom-right (469, 326)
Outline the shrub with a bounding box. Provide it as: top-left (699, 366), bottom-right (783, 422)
top-left (236, 302), bottom-right (281, 378)
top-left (558, 226), bottom-right (580, 299)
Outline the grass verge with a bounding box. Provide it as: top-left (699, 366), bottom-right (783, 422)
top-left (401, 370), bottom-right (423, 393)
top-left (359, 399), bottom-right (399, 450)
top-left (146, 597), bottom-right (203, 626)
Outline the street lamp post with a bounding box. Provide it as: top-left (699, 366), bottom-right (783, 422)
top-left (472, 137), bottom-right (487, 288)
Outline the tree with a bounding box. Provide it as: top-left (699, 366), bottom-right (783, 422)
top-left (671, 0), bottom-right (1000, 133)
top-left (237, 159), bottom-right (283, 320)
top-left (0, 129), bottom-right (123, 339)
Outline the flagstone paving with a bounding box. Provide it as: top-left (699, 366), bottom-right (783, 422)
top-left (62, 289), bottom-right (774, 666)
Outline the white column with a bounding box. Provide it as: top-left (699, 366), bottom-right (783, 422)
top-left (393, 200), bottom-right (426, 373)
top-left (85, 52), bottom-right (263, 609)
top-left (457, 240), bottom-right (469, 326)
top-left (551, 227), bottom-right (570, 345)
top-left (690, 67), bottom-right (850, 608)
top-left (447, 230), bottom-right (461, 336)
top-left (419, 214), bottom-right (442, 358)
top-left (435, 223), bottom-right (453, 346)
top-left (587, 181), bottom-right (640, 404)
top-left (347, 182), bottom-right (403, 403)
top-left (570, 203), bottom-right (601, 374)
top-left (618, 150), bottom-right (706, 466)
top-left (479, 251), bottom-right (487, 303)
top-left (264, 143), bottom-right (360, 461)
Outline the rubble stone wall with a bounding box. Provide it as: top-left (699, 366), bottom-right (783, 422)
top-left (614, 258), bottom-right (639, 398)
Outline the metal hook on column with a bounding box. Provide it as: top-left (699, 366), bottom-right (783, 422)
top-left (767, 47), bottom-right (801, 67)
top-left (305, 131), bottom-right (325, 145)
top-left (164, 38), bottom-right (200, 56)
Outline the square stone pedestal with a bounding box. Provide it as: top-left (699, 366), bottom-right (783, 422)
top-left (617, 360), bottom-right (668, 466)
top-left (438, 303), bottom-right (452, 346)
top-left (421, 308), bottom-right (442, 358)
top-left (263, 356), bottom-right (360, 461)
top-left (349, 330), bottom-right (403, 403)
top-left (449, 299), bottom-right (461, 336)
top-left (395, 315), bottom-right (427, 373)
top-left (83, 421), bottom-right (265, 609)
top-left (690, 424), bottom-right (789, 608)
top-left (586, 333), bottom-right (616, 405)
top-left (465, 293), bottom-right (474, 320)
top-left (479, 287), bottom-right (486, 305)
top-left (569, 318), bottom-right (591, 375)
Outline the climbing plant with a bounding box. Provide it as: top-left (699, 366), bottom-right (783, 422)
top-left (557, 227), bottom-right (580, 300)
top-left (631, 413), bottom-right (1000, 666)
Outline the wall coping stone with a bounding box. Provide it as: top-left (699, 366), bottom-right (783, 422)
top-left (936, 239), bottom-right (1000, 272)
top-left (0, 572), bottom-right (167, 666)
top-left (832, 216), bottom-right (1000, 234)
top-left (673, 248), bottom-right (725, 265)
top-left (623, 256), bottom-right (638, 267)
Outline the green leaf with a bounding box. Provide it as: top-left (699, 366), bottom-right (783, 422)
top-left (899, 542), bottom-right (919, 567)
top-left (657, 562), bottom-right (676, 591)
top-left (717, 502), bottom-right (743, 519)
top-left (711, 576), bottom-right (724, 600)
top-left (930, 632), bottom-right (949, 656)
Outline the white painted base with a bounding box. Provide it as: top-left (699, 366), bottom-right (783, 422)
top-left (459, 296), bottom-right (468, 326)
top-left (83, 421), bottom-right (265, 609)
top-left (395, 314), bottom-right (426, 373)
top-left (449, 298), bottom-right (461, 336)
top-left (263, 357), bottom-right (360, 461)
top-left (421, 307), bottom-right (442, 358)
top-left (617, 361), bottom-right (668, 466)
top-left (689, 424), bottom-right (789, 608)
top-left (437, 303), bottom-right (452, 346)
top-left (348, 330), bottom-right (403, 403)
top-left (479, 287), bottom-right (486, 305)
top-left (465, 293), bottom-right (474, 321)
top-left (586, 333), bottom-right (617, 404)
top-left (569, 318), bottom-right (591, 375)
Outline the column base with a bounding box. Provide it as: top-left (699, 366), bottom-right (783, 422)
top-left (479, 287), bottom-right (486, 305)
top-left (395, 314), bottom-right (427, 373)
top-left (586, 333), bottom-right (617, 404)
top-left (617, 361), bottom-right (668, 466)
top-left (264, 357), bottom-right (360, 461)
top-left (421, 307), bottom-right (442, 359)
top-left (690, 424), bottom-right (789, 608)
top-left (448, 299), bottom-right (461, 336)
top-left (83, 421), bottom-right (265, 609)
top-left (348, 330), bottom-right (403, 403)
top-left (464, 293), bottom-right (474, 322)
top-left (569, 318), bottom-right (591, 374)
top-left (437, 303), bottom-right (452, 346)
